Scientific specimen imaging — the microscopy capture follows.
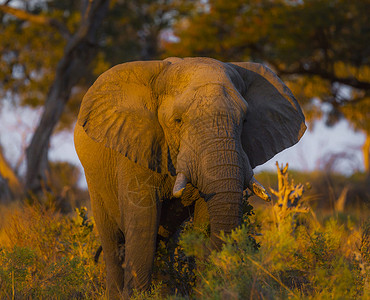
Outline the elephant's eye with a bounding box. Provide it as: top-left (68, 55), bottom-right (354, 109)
top-left (174, 118), bottom-right (182, 124)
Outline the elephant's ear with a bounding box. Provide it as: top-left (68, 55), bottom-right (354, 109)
top-left (228, 62), bottom-right (306, 168)
top-left (77, 61), bottom-right (170, 173)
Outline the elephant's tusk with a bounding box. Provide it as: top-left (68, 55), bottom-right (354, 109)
top-left (247, 177), bottom-right (271, 202)
top-left (173, 173), bottom-right (188, 198)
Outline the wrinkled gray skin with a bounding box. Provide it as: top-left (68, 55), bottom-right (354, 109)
top-left (74, 57), bottom-right (306, 298)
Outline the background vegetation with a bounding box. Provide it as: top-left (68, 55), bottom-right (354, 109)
top-left (0, 0), bottom-right (369, 298)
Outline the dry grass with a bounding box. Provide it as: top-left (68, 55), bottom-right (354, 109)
top-left (0, 202), bottom-right (105, 299)
top-left (0, 165), bottom-right (368, 299)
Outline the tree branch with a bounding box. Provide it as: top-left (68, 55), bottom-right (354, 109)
top-left (337, 93), bottom-right (369, 105)
top-left (58, 0), bottom-right (109, 74)
top-left (277, 64), bottom-right (370, 91)
top-left (0, 4), bottom-right (71, 39)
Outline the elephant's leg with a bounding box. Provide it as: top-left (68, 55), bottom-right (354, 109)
top-left (119, 167), bottom-right (163, 296)
top-left (122, 193), bottom-right (161, 295)
top-left (88, 186), bottom-right (125, 299)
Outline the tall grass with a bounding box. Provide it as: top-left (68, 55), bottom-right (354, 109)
top-left (0, 203), bottom-right (105, 299)
top-left (0, 164), bottom-right (368, 299)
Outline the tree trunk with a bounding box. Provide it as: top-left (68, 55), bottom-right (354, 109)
top-left (363, 133), bottom-right (370, 184)
top-left (0, 146), bottom-right (21, 203)
top-left (25, 0), bottom-right (110, 193)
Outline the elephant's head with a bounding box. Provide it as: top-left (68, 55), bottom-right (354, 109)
top-left (78, 57), bottom-right (306, 248)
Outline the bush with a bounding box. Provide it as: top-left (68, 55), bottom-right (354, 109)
top-left (1, 164), bottom-right (368, 299)
top-left (167, 164), bottom-right (369, 299)
top-left (0, 204), bottom-right (105, 299)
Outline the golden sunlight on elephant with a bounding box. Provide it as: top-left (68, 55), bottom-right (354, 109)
top-left (74, 57), bottom-right (306, 298)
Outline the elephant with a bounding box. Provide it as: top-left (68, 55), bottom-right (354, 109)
top-left (74, 57), bottom-right (306, 298)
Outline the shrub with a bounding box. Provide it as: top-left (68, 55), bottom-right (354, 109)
top-left (1, 164), bottom-right (368, 299)
top-left (0, 204), bottom-right (105, 299)
top-left (170, 163), bottom-right (369, 299)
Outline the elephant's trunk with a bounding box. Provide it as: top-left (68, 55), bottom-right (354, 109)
top-left (207, 185), bottom-right (243, 249)
top-left (199, 144), bottom-right (245, 250)
top-left (172, 107), bottom-right (271, 249)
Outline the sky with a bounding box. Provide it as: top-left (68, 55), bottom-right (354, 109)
top-left (0, 102), bottom-right (366, 188)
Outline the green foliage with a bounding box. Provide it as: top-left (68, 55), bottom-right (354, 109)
top-left (131, 281), bottom-right (165, 300)
top-left (0, 166), bottom-right (368, 299)
top-left (0, 204), bottom-right (105, 299)
top-left (0, 1), bottom-right (67, 107)
top-left (154, 222), bottom-right (199, 296)
top-left (153, 165), bottom-right (369, 299)
top-left (152, 198), bottom-right (259, 298)
top-left (102, 0), bottom-right (191, 65)
top-left (0, 0), bottom-right (189, 134)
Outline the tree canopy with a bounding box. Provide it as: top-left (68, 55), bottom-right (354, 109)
top-left (0, 0), bottom-right (190, 194)
top-left (0, 0), bottom-right (369, 198)
top-left (0, 0), bottom-right (189, 128)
